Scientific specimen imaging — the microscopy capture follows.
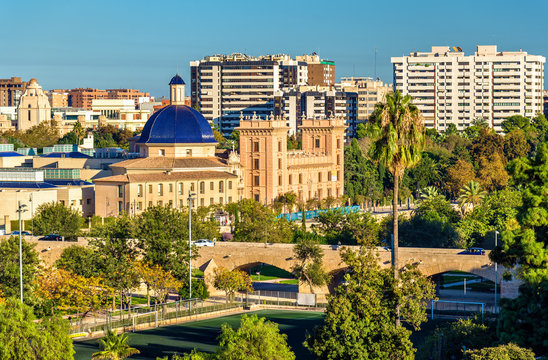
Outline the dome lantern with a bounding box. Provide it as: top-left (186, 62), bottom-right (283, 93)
top-left (169, 74), bottom-right (186, 105)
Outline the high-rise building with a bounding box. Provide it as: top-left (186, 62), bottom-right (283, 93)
top-left (17, 78), bottom-right (51, 131)
top-left (337, 77), bottom-right (392, 121)
top-left (0, 77), bottom-right (27, 107)
top-left (190, 53), bottom-right (334, 136)
top-left (47, 89), bottom-right (69, 108)
top-left (542, 90), bottom-right (548, 118)
top-left (391, 45), bottom-right (545, 132)
top-left (68, 88), bottom-right (108, 109)
top-left (275, 87), bottom-right (358, 139)
top-left (296, 54), bottom-right (335, 86)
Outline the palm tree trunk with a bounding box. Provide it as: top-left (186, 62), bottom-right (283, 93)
top-left (393, 173), bottom-right (401, 328)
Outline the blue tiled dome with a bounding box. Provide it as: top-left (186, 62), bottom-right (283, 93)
top-left (169, 74), bottom-right (185, 85)
top-left (137, 105), bottom-right (216, 144)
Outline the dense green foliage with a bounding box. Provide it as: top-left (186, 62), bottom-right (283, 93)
top-left (0, 236), bottom-right (40, 303)
top-left (0, 298), bottom-right (74, 359)
top-left (463, 343), bottom-right (536, 360)
top-left (233, 199), bottom-right (294, 243)
top-left (291, 238), bottom-right (329, 292)
top-left (305, 247), bottom-right (435, 359)
top-left (91, 330), bottom-right (140, 360)
top-left (33, 201), bottom-right (84, 238)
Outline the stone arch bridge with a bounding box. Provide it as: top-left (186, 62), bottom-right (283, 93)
top-left (196, 242), bottom-right (502, 295)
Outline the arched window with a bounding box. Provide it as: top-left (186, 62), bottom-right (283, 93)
top-left (219, 181), bottom-right (224, 193)
top-left (199, 181), bottom-right (205, 194)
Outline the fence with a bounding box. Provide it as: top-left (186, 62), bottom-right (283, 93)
top-left (69, 298), bottom-right (242, 336)
top-left (278, 206), bottom-right (360, 222)
top-left (429, 300), bottom-right (486, 320)
top-left (233, 290), bottom-right (328, 308)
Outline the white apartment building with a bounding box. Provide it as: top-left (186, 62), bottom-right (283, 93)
top-left (337, 77), bottom-right (392, 121)
top-left (391, 45), bottom-right (545, 132)
top-left (191, 53), bottom-right (332, 136)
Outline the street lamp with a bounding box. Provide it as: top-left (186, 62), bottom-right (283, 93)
top-left (16, 201), bottom-right (28, 303)
top-left (188, 191), bottom-right (196, 300)
top-left (494, 230), bottom-right (499, 314)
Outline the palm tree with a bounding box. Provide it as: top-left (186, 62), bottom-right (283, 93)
top-left (92, 331), bottom-right (140, 360)
top-left (420, 186), bottom-right (440, 201)
top-left (458, 180), bottom-right (486, 214)
top-left (369, 91), bottom-right (424, 326)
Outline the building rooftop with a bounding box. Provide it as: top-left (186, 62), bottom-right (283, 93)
top-left (95, 171), bottom-right (237, 183)
top-left (137, 105), bottom-right (216, 144)
top-left (109, 156), bottom-right (228, 170)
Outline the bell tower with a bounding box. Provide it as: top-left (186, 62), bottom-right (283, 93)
top-left (169, 74), bottom-right (186, 105)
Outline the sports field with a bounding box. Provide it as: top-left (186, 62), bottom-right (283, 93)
top-left (73, 310), bottom-right (325, 360)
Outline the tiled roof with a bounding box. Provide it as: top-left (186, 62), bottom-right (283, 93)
top-left (41, 152), bottom-right (92, 159)
top-left (110, 157), bottom-right (228, 169)
top-left (94, 171), bottom-right (237, 183)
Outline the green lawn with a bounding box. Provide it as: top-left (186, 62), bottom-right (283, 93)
top-left (248, 264), bottom-right (295, 282)
top-left (73, 310), bottom-right (324, 360)
top-left (279, 279), bottom-right (299, 285)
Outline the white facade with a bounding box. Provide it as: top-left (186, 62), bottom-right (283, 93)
top-left (391, 45), bottom-right (545, 132)
top-left (17, 79), bottom-right (51, 131)
top-left (337, 77), bottom-right (392, 120)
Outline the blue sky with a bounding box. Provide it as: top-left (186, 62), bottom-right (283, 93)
top-left (1, 0), bottom-right (546, 97)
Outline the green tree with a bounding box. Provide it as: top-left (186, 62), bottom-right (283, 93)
top-left (344, 138), bottom-right (382, 202)
top-left (233, 199), bottom-right (294, 243)
top-left (503, 129), bottom-right (530, 160)
top-left (92, 331), bottom-right (140, 360)
top-left (368, 91), bottom-right (424, 292)
top-left (458, 180), bottom-right (487, 214)
top-left (0, 236), bottom-right (40, 302)
top-left (316, 209), bottom-right (380, 245)
top-left (305, 247), bottom-right (436, 359)
top-left (419, 318), bottom-right (497, 360)
top-left (464, 343), bottom-right (535, 360)
top-left (15, 120), bottom-right (60, 148)
top-left (291, 238), bottom-right (330, 293)
top-left (55, 245), bottom-right (100, 278)
top-left (33, 201), bottom-right (84, 238)
top-left (0, 298), bottom-right (74, 360)
top-left (178, 278), bottom-right (210, 300)
top-left (215, 314), bottom-right (295, 360)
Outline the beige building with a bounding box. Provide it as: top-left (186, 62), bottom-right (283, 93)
top-left (237, 114), bottom-right (345, 204)
top-left (17, 78), bottom-right (51, 131)
top-left (337, 77), bottom-right (392, 120)
top-left (0, 77), bottom-right (27, 107)
top-left (47, 89), bottom-right (69, 108)
top-left (392, 45), bottom-right (546, 132)
top-left (94, 75), bottom-right (240, 217)
top-left (91, 99), bottom-right (150, 131)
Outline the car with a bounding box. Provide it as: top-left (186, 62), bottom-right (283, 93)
top-left (11, 231), bottom-right (31, 236)
top-left (38, 234), bottom-right (62, 241)
top-left (463, 247), bottom-right (485, 255)
top-left (194, 239), bottom-right (214, 247)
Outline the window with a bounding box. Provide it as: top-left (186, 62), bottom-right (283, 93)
top-left (219, 197), bottom-right (224, 205)
top-left (254, 194), bottom-right (260, 202)
top-left (253, 158), bottom-right (260, 169)
top-left (86, 198), bottom-right (91, 205)
top-left (219, 181), bottom-right (224, 193)
top-left (315, 139), bottom-right (320, 148)
top-left (137, 185), bottom-right (143, 197)
top-left (279, 175), bottom-right (282, 185)
top-left (210, 197), bottom-right (214, 205)
top-left (137, 202), bottom-right (142, 210)
top-left (337, 155), bottom-right (341, 165)
top-left (158, 184), bottom-right (163, 196)
top-left (337, 138), bottom-right (341, 149)
top-left (118, 185), bottom-right (123, 197)
top-left (253, 141), bottom-right (260, 152)
top-left (278, 141), bottom-right (282, 152)
top-left (299, 174), bottom-right (302, 184)
top-left (148, 184), bottom-right (152, 193)
top-left (289, 175), bottom-right (292, 185)
top-left (278, 158), bottom-right (282, 169)
top-left (168, 200), bottom-right (173, 207)
top-left (190, 183), bottom-right (195, 192)
top-left (254, 176), bottom-right (260, 186)
top-left (199, 182), bottom-right (205, 194)
top-left (169, 184), bottom-right (173, 193)
top-left (210, 181), bottom-right (214, 190)
top-left (201, 198), bottom-right (205, 206)
top-left (178, 183), bottom-right (183, 195)
top-left (158, 200), bottom-right (163, 206)
top-left (159, 149), bottom-right (165, 156)
top-left (318, 172), bottom-right (322, 182)
top-left (228, 181), bottom-right (232, 190)
top-left (228, 196), bottom-right (232, 203)
top-left (118, 201), bottom-right (123, 213)
top-left (179, 199), bottom-right (183, 208)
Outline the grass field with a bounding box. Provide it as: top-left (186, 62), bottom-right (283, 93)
top-left (248, 264), bottom-right (294, 282)
top-left (73, 310), bottom-right (324, 360)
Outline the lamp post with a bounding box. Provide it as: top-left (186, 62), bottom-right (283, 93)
top-left (188, 191), bottom-right (196, 300)
top-left (494, 230), bottom-right (499, 314)
top-left (16, 201), bottom-right (28, 303)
